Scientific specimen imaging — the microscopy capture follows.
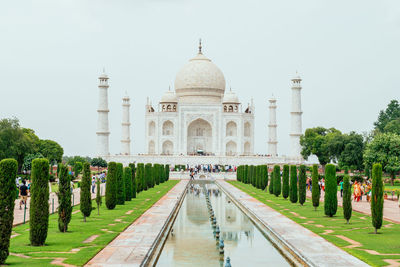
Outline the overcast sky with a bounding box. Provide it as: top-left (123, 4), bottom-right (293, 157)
top-left (1, 0), bottom-right (399, 157)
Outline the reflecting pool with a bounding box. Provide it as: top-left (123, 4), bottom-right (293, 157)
top-left (156, 181), bottom-right (290, 266)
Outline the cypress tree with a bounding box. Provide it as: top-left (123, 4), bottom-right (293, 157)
top-left (311, 164), bottom-right (320, 211)
top-left (58, 164), bottom-right (72, 231)
top-left (365, 166), bottom-right (370, 180)
top-left (154, 164), bottom-right (160, 185)
top-left (247, 165), bottom-right (252, 185)
top-left (129, 163), bottom-right (137, 198)
top-left (105, 162), bottom-right (117, 210)
top-left (116, 163), bottom-right (125, 205)
top-left (0, 159), bottom-right (18, 264)
top-left (273, 165), bottom-right (281, 197)
top-left (262, 165), bottom-right (268, 190)
top-left (298, 165), bottom-right (307, 205)
top-left (124, 167), bottom-right (133, 201)
top-left (145, 163), bottom-right (153, 189)
top-left (80, 162), bottom-right (92, 222)
top-left (282, 165), bottom-right (289, 199)
top-left (343, 174), bottom-right (352, 224)
top-left (237, 166), bottom-right (242, 182)
top-left (96, 178), bottom-right (102, 215)
top-left (289, 165), bottom-right (298, 203)
top-left (258, 166), bottom-right (263, 189)
top-left (137, 163), bottom-right (145, 191)
top-left (244, 165), bottom-right (248, 184)
top-left (371, 163), bottom-right (383, 234)
top-left (269, 167), bottom-right (274, 194)
top-left (324, 164), bottom-right (337, 217)
top-left (165, 164), bottom-right (170, 181)
top-left (30, 158), bottom-right (50, 246)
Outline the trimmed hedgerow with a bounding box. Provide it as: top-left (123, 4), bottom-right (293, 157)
top-left (145, 163), bottom-right (153, 189)
top-left (116, 163), bottom-right (125, 205)
top-left (0, 159), bottom-right (18, 264)
top-left (124, 166), bottom-right (133, 201)
top-left (137, 163), bottom-right (145, 192)
top-left (129, 163), bottom-right (136, 198)
top-left (30, 158), bottom-right (50, 246)
top-left (273, 165), bottom-right (281, 197)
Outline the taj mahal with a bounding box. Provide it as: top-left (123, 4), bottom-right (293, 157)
top-left (96, 42), bottom-right (304, 166)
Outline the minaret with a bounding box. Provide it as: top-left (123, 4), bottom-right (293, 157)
top-left (121, 93), bottom-right (131, 155)
top-left (268, 96), bottom-right (278, 156)
top-left (290, 73), bottom-right (303, 158)
top-left (96, 70), bottom-right (110, 157)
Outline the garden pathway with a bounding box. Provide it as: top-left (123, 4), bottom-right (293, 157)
top-left (13, 183), bottom-right (106, 226)
top-left (306, 190), bottom-right (400, 223)
top-left (86, 180), bottom-right (188, 267)
top-left (218, 180), bottom-right (369, 267)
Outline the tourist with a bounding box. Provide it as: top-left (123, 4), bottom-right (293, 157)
top-left (339, 179), bottom-right (344, 197)
top-left (353, 181), bottom-right (362, 202)
top-left (19, 180), bottom-right (29, 210)
top-left (91, 177), bottom-right (96, 193)
top-left (321, 178), bottom-right (325, 192)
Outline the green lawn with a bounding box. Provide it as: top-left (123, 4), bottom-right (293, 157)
top-left (229, 181), bottom-right (400, 267)
top-left (7, 180), bottom-right (179, 267)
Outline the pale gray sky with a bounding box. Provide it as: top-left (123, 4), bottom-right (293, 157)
top-left (1, 0), bottom-right (399, 157)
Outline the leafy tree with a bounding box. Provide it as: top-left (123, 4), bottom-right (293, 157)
top-left (0, 159), bottom-right (18, 264)
top-left (268, 167), bottom-right (274, 195)
top-left (342, 174), bottom-right (352, 224)
top-left (289, 165), bottom-right (298, 203)
top-left (273, 165), bottom-right (281, 197)
top-left (298, 165), bottom-right (307, 205)
top-left (383, 118), bottom-right (400, 135)
top-left (57, 164), bottom-right (72, 232)
top-left (73, 162), bottom-right (83, 178)
top-left (96, 178), bottom-right (102, 215)
top-left (105, 162), bottom-right (117, 210)
top-left (91, 157), bottom-right (108, 172)
top-left (300, 127), bottom-right (334, 169)
top-left (338, 132), bottom-right (364, 170)
top-left (116, 163), bottom-right (125, 205)
top-left (324, 164), bottom-right (337, 217)
top-left (124, 167), bottom-right (133, 201)
top-left (374, 100), bottom-right (400, 133)
top-left (80, 162), bottom-right (92, 222)
top-left (30, 158), bottom-right (50, 246)
top-left (364, 132), bottom-right (400, 185)
top-left (311, 164), bottom-right (320, 211)
top-left (129, 163), bottom-right (137, 198)
top-left (65, 155), bottom-right (89, 166)
top-left (22, 153), bottom-right (44, 171)
top-left (371, 163), bottom-right (383, 234)
top-left (38, 139), bottom-right (63, 164)
top-left (282, 165), bottom-right (289, 199)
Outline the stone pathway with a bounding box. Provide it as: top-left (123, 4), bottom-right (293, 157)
top-left (306, 190), bottom-right (400, 223)
top-left (217, 180), bottom-right (369, 267)
top-left (13, 183), bottom-right (106, 226)
top-left (86, 180), bottom-right (188, 267)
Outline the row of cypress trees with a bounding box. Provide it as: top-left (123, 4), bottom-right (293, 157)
top-left (236, 162), bottom-right (384, 233)
top-left (105, 162), bottom-right (170, 210)
top-left (236, 165), bottom-right (268, 190)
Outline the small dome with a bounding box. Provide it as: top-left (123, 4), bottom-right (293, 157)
top-left (160, 90), bottom-right (178, 103)
top-left (222, 89), bottom-right (239, 104)
top-left (174, 49), bottom-right (226, 104)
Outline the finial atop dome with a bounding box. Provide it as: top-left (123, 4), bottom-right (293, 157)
top-left (198, 38), bottom-right (202, 54)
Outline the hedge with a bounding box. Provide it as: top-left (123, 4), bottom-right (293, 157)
top-left (116, 163), bottom-right (125, 205)
top-left (129, 163), bottom-right (137, 198)
top-left (124, 166), bottom-right (133, 201)
top-left (145, 163), bottom-right (153, 189)
top-left (273, 165), bottom-right (281, 197)
top-left (137, 163), bottom-right (145, 192)
top-left (289, 165), bottom-right (298, 203)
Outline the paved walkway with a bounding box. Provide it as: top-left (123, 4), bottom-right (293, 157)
top-left (86, 180), bottom-right (188, 267)
top-left (306, 190), bottom-right (400, 224)
top-left (217, 180), bottom-right (369, 267)
top-left (13, 183), bottom-right (106, 226)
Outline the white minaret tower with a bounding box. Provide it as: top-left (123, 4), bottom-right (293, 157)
top-left (96, 70), bottom-right (110, 157)
top-left (121, 93), bottom-right (131, 155)
top-left (268, 96), bottom-right (278, 156)
top-left (290, 72), bottom-right (303, 158)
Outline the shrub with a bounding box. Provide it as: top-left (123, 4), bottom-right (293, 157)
top-left (298, 165), bottom-right (306, 205)
top-left (289, 165), bottom-right (298, 203)
top-left (311, 164), bottom-right (320, 211)
top-left (30, 158), bottom-right (50, 246)
top-left (105, 162), bottom-right (117, 210)
top-left (124, 167), bottom-right (133, 201)
top-left (80, 162), bottom-right (92, 222)
top-left (273, 165), bottom-right (281, 197)
top-left (282, 165), bottom-right (289, 199)
top-left (96, 178), bottom-right (102, 215)
top-left (137, 163), bottom-right (145, 192)
top-left (371, 163), bottom-right (383, 234)
top-left (0, 159), bottom-right (18, 264)
top-left (58, 164), bottom-right (72, 231)
top-left (145, 163), bottom-right (153, 189)
top-left (268, 167), bottom-right (274, 194)
top-left (324, 164), bottom-right (337, 217)
top-left (343, 174), bottom-right (352, 224)
top-left (116, 163), bottom-right (125, 205)
top-left (129, 163), bottom-right (136, 198)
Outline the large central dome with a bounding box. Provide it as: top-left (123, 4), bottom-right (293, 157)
top-left (174, 46), bottom-right (226, 103)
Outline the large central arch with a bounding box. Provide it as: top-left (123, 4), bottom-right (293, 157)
top-left (187, 118), bottom-right (212, 155)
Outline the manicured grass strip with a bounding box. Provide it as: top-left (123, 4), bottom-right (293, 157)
top-left (7, 180), bottom-right (179, 267)
top-left (229, 181), bottom-right (400, 267)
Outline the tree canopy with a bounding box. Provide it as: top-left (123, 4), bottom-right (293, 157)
top-left (374, 100), bottom-right (400, 133)
top-left (39, 139), bottom-right (63, 164)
